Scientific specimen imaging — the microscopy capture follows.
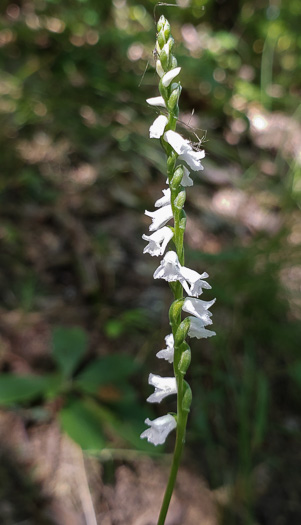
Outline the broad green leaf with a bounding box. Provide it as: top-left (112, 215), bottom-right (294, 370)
top-left (59, 398), bottom-right (106, 451)
top-left (75, 354), bottom-right (139, 395)
top-left (80, 400), bottom-right (155, 452)
top-left (52, 326), bottom-right (88, 378)
top-left (0, 374), bottom-right (59, 405)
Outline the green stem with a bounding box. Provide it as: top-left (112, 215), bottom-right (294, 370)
top-left (155, 22), bottom-right (191, 524)
top-left (157, 139), bottom-right (189, 525)
top-left (157, 404), bottom-right (188, 525)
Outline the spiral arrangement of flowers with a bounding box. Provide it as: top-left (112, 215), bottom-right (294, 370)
top-left (140, 15), bottom-right (216, 525)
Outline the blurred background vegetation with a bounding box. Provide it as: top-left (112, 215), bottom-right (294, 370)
top-left (0, 0), bottom-right (300, 523)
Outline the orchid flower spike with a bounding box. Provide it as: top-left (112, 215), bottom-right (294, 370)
top-left (141, 15), bottom-right (216, 523)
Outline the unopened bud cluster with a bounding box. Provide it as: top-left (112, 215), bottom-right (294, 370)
top-left (141, 16), bottom-right (215, 450)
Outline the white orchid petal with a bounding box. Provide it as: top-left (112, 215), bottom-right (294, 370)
top-left (149, 115), bottom-right (168, 139)
top-left (182, 297), bottom-right (215, 325)
top-left (146, 96), bottom-right (166, 107)
top-left (179, 150), bottom-right (205, 172)
top-left (165, 333), bottom-right (174, 348)
top-left (154, 188), bottom-right (171, 207)
top-left (140, 414), bottom-right (176, 445)
top-left (161, 67), bottom-right (181, 87)
top-left (187, 317), bottom-right (216, 339)
top-left (164, 130), bottom-right (190, 155)
top-left (192, 150), bottom-right (205, 160)
top-left (156, 348), bottom-right (174, 363)
top-left (180, 266), bottom-right (211, 296)
top-left (147, 373), bottom-right (177, 403)
top-left (145, 205), bottom-right (173, 231)
top-left (156, 333), bottom-right (175, 363)
top-left (153, 251), bottom-right (182, 282)
top-left (181, 166), bottom-right (193, 187)
top-left (142, 226), bottom-right (173, 257)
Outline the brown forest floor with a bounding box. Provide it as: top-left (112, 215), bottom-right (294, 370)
top-left (0, 410), bottom-right (217, 525)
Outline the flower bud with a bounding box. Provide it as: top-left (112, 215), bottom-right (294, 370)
top-left (167, 151), bottom-right (177, 172)
top-left (169, 298), bottom-right (185, 326)
top-left (163, 20), bottom-right (171, 41)
top-left (157, 15), bottom-right (166, 32)
top-left (174, 190), bottom-right (186, 210)
top-left (182, 382), bottom-right (192, 412)
top-left (171, 166), bottom-right (184, 189)
top-left (175, 317), bottom-right (190, 346)
top-left (157, 31), bottom-right (165, 49)
top-left (178, 344), bottom-right (191, 375)
top-left (156, 60), bottom-right (164, 78)
top-left (170, 82), bottom-right (179, 91)
top-left (168, 85), bottom-right (181, 112)
top-left (159, 47), bottom-right (169, 71)
top-left (167, 37), bottom-right (174, 52)
top-left (171, 56), bottom-right (178, 69)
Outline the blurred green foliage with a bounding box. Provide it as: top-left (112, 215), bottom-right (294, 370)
top-left (0, 0), bottom-right (300, 523)
top-left (0, 326), bottom-right (153, 453)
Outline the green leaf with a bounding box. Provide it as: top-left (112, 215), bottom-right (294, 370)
top-left (52, 326), bottom-right (88, 378)
top-left (81, 400), bottom-right (155, 452)
top-left (75, 354), bottom-right (139, 395)
top-left (0, 374), bottom-right (58, 405)
top-left (59, 398), bottom-right (106, 452)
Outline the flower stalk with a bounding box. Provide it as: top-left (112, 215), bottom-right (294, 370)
top-left (141, 16), bottom-right (216, 524)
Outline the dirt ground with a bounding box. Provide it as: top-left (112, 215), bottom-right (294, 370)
top-left (0, 411), bottom-right (217, 525)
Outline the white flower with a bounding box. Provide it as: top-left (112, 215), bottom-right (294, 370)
top-left (153, 251), bottom-right (182, 282)
top-left (161, 67), bottom-right (181, 87)
top-left (145, 205), bottom-right (173, 232)
top-left (181, 166), bottom-right (193, 187)
top-left (146, 96), bottom-right (166, 108)
top-left (142, 226), bottom-right (173, 257)
top-left (156, 60), bottom-right (165, 78)
top-left (154, 251), bottom-right (212, 298)
top-left (164, 130), bottom-right (205, 172)
top-left (140, 414), bottom-right (177, 446)
top-left (164, 129), bottom-right (190, 155)
top-left (187, 317), bottom-right (216, 339)
top-left (155, 188), bottom-right (171, 207)
top-left (147, 373), bottom-right (177, 403)
top-left (149, 115), bottom-right (168, 139)
top-left (156, 333), bottom-right (174, 363)
top-left (179, 266), bottom-right (211, 297)
top-left (182, 297), bottom-right (215, 325)
top-left (180, 149), bottom-right (205, 172)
